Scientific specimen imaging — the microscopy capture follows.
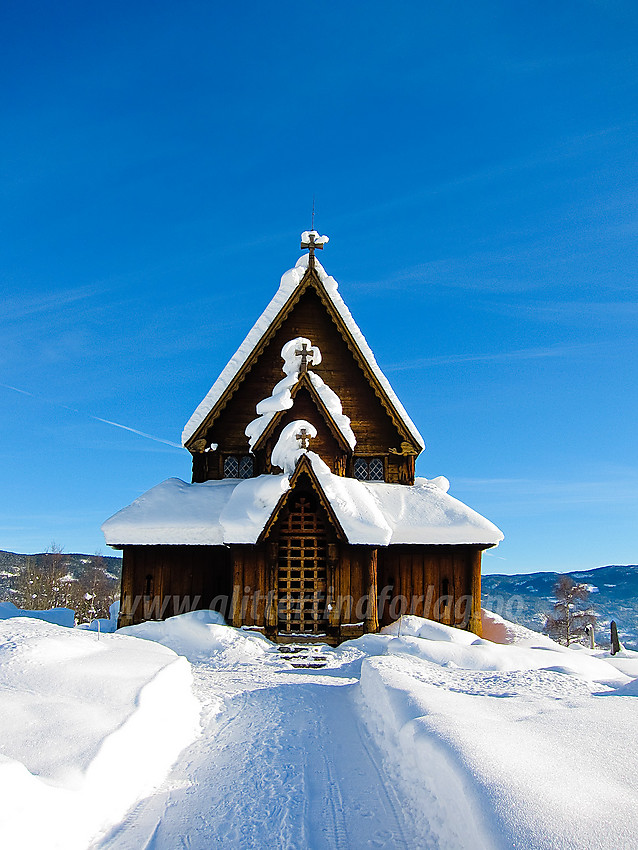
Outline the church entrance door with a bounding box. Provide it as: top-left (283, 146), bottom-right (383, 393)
top-left (277, 494), bottom-right (328, 636)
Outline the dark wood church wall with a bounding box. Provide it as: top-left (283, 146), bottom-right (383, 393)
top-left (117, 542), bottom-right (483, 638)
top-left (386, 453), bottom-right (416, 485)
top-left (118, 545), bottom-right (232, 627)
top-left (331, 544), bottom-right (368, 624)
top-left (202, 287), bottom-right (405, 463)
top-left (229, 544), bottom-right (269, 628)
top-left (377, 544), bottom-right (483, 634)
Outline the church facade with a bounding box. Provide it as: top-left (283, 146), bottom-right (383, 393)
top-left (103, 232), bottom-right (503, 643)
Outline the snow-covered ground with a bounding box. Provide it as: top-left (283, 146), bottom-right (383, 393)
top-left (0, 618), bottom-right (199, 850)
top-left (1, 609), bottom-right (637, 849)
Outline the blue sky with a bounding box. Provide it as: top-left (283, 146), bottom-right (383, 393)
top-left (1, 1), bottom-right (637, 573)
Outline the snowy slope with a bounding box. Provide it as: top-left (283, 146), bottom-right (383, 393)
top-left (359, 617), bottom-right (637, 850)
top-left (0, 619), bottom-right (200, 850)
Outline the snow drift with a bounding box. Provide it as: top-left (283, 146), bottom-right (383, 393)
top-left (0, 618), bottom-right (200, 850)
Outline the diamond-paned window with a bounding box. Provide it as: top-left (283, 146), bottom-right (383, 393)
top-left (239, 455), bottom-right (254, 479)
top-left (223, 455), bottom-right (239, 478)
top-left (353, 457), bottom-right (385, 481)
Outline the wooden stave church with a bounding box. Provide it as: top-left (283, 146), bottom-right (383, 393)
top-left (103, 232), bottom-right (503, 644)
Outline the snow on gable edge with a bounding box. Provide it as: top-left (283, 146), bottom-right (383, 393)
top-left (181, 254), bottom-right (425, 449)
top-left (310, 260), bottom-right (424, 450)
top-left (182, 262), bottom-right (307, 446)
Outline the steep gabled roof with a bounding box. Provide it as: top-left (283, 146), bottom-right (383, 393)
top-left (182, 254), bottom-right (425, 450)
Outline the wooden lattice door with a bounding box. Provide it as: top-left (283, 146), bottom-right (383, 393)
top-left (277, 495), bottom-right (328, 636)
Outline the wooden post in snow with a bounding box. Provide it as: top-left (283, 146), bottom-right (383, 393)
top-left (611, 620), bottom-right (621, 655)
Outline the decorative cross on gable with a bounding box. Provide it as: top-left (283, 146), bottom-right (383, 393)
top-left (295, 341), bottom-right (313, 373)
top-left (300, 231), bottom-right (328, 268)
top-left (295, 427), bottom-right (313, 450)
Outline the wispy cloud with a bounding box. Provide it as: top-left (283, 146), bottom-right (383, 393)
top-left (85, 415), bottom-right (182, 449)
top-left (502, 301), bottom-right (638, 323)
top-left (1, 383), bottom-right (183, 450)
top-left (0, 383), bottom-right (34, 396)
top-left (383, 343), bottom-right (596, 372)
top-left (2, 284), bottom-right (108, 324)
top-left (334, 121), bottom-right (635, 234)
top-left (452, 476), bottom-right (638, 505)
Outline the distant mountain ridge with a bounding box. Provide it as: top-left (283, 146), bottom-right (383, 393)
top-left (482, 564), bottom-right (638, 650)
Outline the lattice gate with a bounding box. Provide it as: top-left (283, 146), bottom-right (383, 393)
top-left (277, 495), bottom-right (329, 636)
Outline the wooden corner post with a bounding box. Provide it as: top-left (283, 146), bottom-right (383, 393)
top-left (365, 548), bottom-right (379, 634)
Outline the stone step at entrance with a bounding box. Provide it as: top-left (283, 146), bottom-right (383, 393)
top-left (277, 644), bottom-right (328, 669)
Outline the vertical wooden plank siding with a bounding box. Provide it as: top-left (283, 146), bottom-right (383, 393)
top-left (364, 548), bottom-right (379, 633)
top-left (117, 542), bottom-right (486, 640)
top-left (469, 549), bottom-right (483, 636)
top-left (231, 547), bottom-right (244, 627)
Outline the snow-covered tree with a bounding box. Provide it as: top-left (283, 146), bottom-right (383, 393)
top-left (543, 575), bottom-right (597, 646)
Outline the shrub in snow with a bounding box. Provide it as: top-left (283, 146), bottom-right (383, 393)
top-left (76, 600), bottom-right (120, 633)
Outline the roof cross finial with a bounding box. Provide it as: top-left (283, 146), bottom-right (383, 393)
top-left (300, 230), bottom-right (323, 268)
top-left (295, 427), bottom-right (313, 450)
top-left (300, 229), bottom-right (328, 270)
top-left (295, 341), bottom-right (313, 373)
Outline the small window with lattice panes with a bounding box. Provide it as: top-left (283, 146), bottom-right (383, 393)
top-left (223, 455), bottom-right (254, 479)
top-left (223, 456), bottom-right (239, 478)
top-left (353, 457), bottom-right (385, 482)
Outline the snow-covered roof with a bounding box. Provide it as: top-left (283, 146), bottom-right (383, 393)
top-left (182, 250), bottom-right (425, 449)
top-left (102, 479), bottom-right (238, 546)
top-left (102, 463), bottom-right (503, 548)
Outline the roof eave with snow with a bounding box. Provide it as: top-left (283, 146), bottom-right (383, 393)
top-left (102, 463), bottom-right (503, 550)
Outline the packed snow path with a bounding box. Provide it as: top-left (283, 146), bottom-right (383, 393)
top-left (94, 651), bottom-right (420, 850)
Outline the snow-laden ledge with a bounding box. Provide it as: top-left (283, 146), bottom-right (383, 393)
top-left (102, 463), bottom-right (503, 548)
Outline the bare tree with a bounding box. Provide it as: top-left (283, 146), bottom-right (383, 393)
top-left (13, 546), bottom-right (119, 622)
top-left (72, 554), bottom-right (119, 623)
top-left (543, 575), bottom-right (597, 646)
top-left (14, 543), bottom-right (71, 609)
